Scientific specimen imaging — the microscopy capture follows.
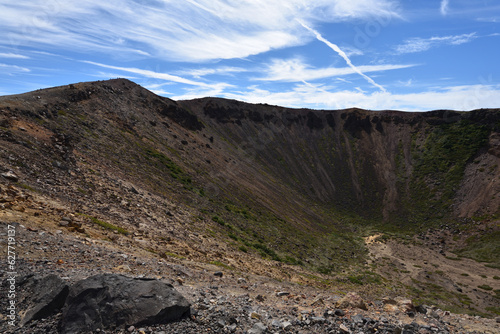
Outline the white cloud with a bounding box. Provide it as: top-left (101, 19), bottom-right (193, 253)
top-left (30, 51), bottom-right (66, 58)
top-left (171, 84), bottom-right (232, 101)
top-left (0, 52), bottom-right (29, 59)
top-left (134, 50), bottom-right (151, 57)
top-left (336, 77), bottom-right (352, 83)
top-left (176, 66), bottom-right (248, 78)
top-left (150, 89), bottom-right (173, 96)
top-left (215, 83), bottom-right (500, 111)
top-left (257, 58), bottom-right (416, 82)
top-left (397, 79), bottom-right (413, 87)
top-left (0, 63), bottom-right (30, 74)
top-left (83, 61), bottom-right (235, 100)
top-left (440, 0), bottom-right (450, 16)
top-left (395, 33), bottom-right (477, 54)
top-left (83, 61), bottom-right (212, 87)
top-left (477, 17), bottom-right (500, 23)
top-left (144, 82), bottom-right (175, 91)
top-left (0, 0), bottom-right (401, 62)
top-left (321, 0), bottom-right (403, 21)
top-left (341, 46), bottom-right (364, 57)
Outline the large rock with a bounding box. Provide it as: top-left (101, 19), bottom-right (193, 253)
top-left (395, 297), bottom-right (415, 313)
top-left (61, 274), bottom-right (190, 333)
top-left (336, 292), bottom-right (367, 310)
top-left (18, 274), bottom-right (69, 326)
top-left (382, 296), bottom-right (415, 314)
top-left (1, 171), bottom-right (19, 182)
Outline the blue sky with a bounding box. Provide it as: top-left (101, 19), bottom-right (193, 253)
top-left (1, 0), bottom-right (499, 111)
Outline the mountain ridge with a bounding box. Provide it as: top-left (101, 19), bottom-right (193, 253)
top-left (2, 78), bottom-right (499, 226)
top-left (1, 78), bottom-right (499, 319)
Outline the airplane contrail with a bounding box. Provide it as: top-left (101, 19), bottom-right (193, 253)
top-left (297, 20), bottom-right (387, 92)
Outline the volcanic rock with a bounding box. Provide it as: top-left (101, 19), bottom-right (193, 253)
top-left (19, 274), bottom-right (69, 326)
top-left (61, 274), bottom-right (190, 333)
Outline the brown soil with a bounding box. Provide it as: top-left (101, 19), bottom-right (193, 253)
top-left (365, 232), bottom-right (500, 317)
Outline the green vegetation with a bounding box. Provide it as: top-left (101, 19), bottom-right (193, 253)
top-left (207, 204), bottom-right (310, 266)
top-left (485, 264), bottom-right (500, 269)
top-left (317, 265), bottom-right (333, 275)
top-left (409, 279), bottom-right (484, 316)
top-left (207, 199), bottom-right (356, 272)
top-left (454, 230), bottom-right (500, 267)
top-left (252, 242), bottom-right (281, 262)
top-left (225, 203), bottom-right (254, 219)
top-left (144, 148), bottom-right (192, 186)
top-left (283, 256), bottom-right (302, 266)
top-left (347, 271), bottom-right (383, 285)
top-left (478, 284), bottom-right (493, 291)
top-left (79, 214), bottom-right (129, 235)
top-left (162, 252), bottom-right (185, 260)
top-left (212, 215), bottom-right (227, 226)
top-left (17, 182), bottom-right (37, 192)
top-left (485, 306), bottom-right (500, 316)
top-left (403, 120), bottom-right (490, 225)
top-left (209, 260), bottom-right (232, 270)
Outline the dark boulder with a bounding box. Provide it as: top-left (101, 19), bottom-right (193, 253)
top-left (61, 274), bottom-right (190, 333)
top-left (19, 274), bottom-right (69, 326)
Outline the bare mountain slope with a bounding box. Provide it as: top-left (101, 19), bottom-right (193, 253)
top-left (181, 96), bottom-right (500, 221)
top-left (1, 78), bottom-right (499, 318)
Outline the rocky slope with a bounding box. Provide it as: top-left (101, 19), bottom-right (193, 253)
top-left (181, 97), bottom-right (500, 222)
top-left (0, 79), bottom-right (499, 331)
top-left (1, 219), bottom-right (499, 333)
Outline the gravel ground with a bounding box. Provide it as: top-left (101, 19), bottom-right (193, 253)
top-left (1, 223), bottom-right (499, 334)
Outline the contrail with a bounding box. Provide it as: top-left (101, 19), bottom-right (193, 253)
top-left (297, 20), bottom-right (386, 92)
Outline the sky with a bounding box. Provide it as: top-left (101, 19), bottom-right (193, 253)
top-left (0, 0), bottom-right (500, 111)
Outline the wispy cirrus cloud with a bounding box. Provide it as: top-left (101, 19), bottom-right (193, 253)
top-left (176, 66), bottom-right (248, 78)
top-left (477, 17), bottom-right (500, 23)
top-left (83, 61), bottom-right (233, 94)
top-left (83, 61), bottom-right (211, 87)
top-left (0, 52), bottom-right (30, 59)
top-left (0, 0), bottom-right (401, 62)
top-left (395, 33), bottom-right (477, 54)
top-left (440, 0), bottom-right (450, 16)
top-left (0, 63), bottom-right (30, 74)
top-left (256, 58), bottom-right (416, 82)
